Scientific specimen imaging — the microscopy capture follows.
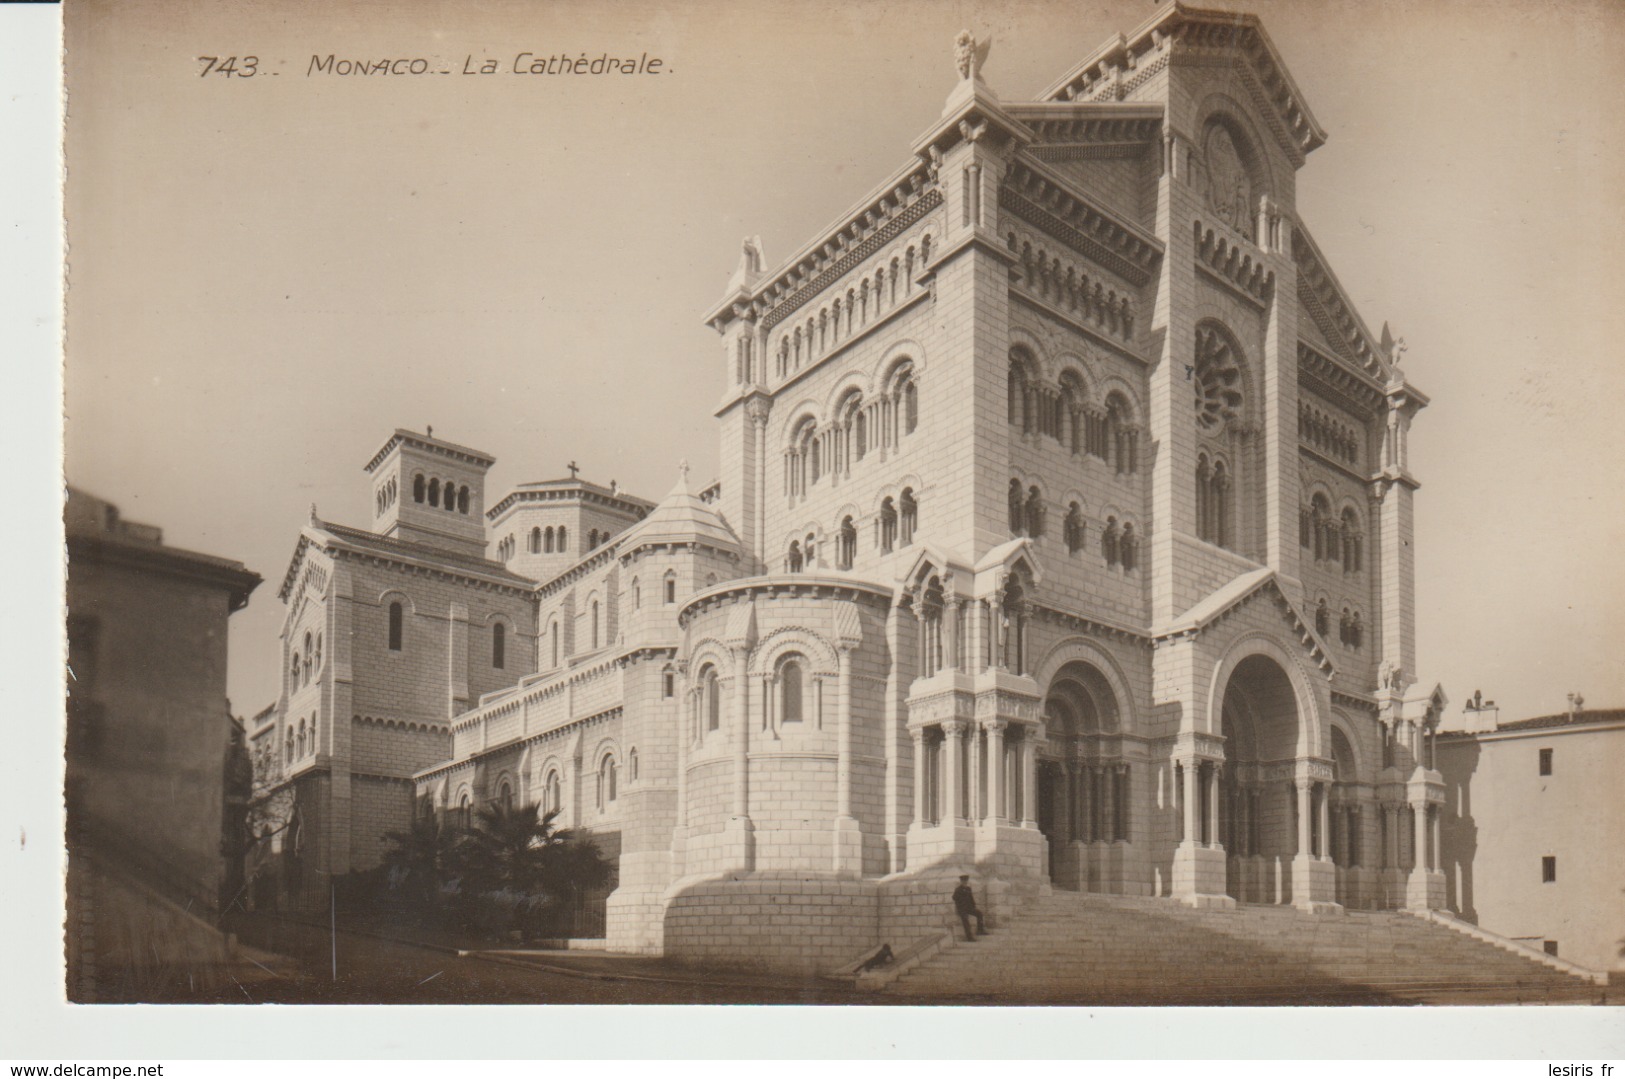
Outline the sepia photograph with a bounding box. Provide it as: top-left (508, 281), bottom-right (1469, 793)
top-left (32, 0), bottom-right (1625, 1051)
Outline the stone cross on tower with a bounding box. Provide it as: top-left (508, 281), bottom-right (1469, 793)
top-left (567, 460), bottom-right (580, 480)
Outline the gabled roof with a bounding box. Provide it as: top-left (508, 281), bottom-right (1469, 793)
top-left (1154, 566), bottom-right (1334, 675)
top-left (278, 518), bottom-right (534, 601)
top-left (363, 428), bottom-right (494, 473)
top-left (1040, 3), bottom-right (1326, 162)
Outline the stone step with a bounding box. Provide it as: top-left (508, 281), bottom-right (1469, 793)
top-left (884, 890), bottom-right (1593, 1001)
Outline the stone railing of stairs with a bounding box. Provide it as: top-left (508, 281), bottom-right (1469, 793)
top-left (1401, 908), bottom-right (1607, 985)
top-left (880, 891), bottom-right (1605, 1004)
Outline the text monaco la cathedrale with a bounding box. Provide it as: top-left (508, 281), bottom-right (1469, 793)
top-left (307, 52), bottom-right (666, 77)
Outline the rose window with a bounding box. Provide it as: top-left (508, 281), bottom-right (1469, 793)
top-left (1193, 324), bottom-right (1244, 431)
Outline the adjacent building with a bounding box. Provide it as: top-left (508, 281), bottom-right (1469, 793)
top-left (64, 487), bottom-right (262, 999)
top-left (1438, 704), bottom-right (1625, 973)
top-left (253, 4), bottom-right (1454, 972)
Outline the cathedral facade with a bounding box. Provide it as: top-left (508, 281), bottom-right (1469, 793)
top-left (256, 4), bottom-right (1449, 972)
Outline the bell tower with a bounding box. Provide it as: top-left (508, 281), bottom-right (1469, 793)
top-left (363, 428), bottom-right (495, 558)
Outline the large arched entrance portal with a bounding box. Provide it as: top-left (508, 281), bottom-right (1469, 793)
top-left (1039, 661), bottom-right (1130, 892)
top-left (1217, 653), bottom-right (1315, 904)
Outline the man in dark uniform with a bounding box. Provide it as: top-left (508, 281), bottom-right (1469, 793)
top-left (952, 874), bottom-right (984, 941)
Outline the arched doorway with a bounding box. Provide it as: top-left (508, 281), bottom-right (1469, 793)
top-left (1040, 661), bottom-right (1127, 891)
top-left (1218, 653), bottom-right (1308, 904)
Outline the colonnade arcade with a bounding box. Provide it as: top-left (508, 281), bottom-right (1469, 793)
top-left (1037, 661), bottom-right (1134, 891)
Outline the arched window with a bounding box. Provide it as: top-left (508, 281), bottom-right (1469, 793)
top-left (296, 719), bottom-right (306, 759)
top-left (302, 635), bottom-right (313, 683)
top-left (919, 575), bottom-right (945, 677)
top-left (291, 651), bottom-right (301, 687)
top-left (1009, 478), bottom-right (1025, 534)
top-left (810, 436), bottom-right (822, 484)
top-left (631, 577), bottom-right (641, 609)
top-left (492, 622), bottom-right (506, 669)
top-left (903, 379), bottom-right (919, 435)
top-left (413, 474), bottom-right (425, 503)
top-left (1064, 502), bottom-right (1084, 554)
top-left (543, 771), bottom-right (561, 814)
top-left (388, 601), bottom-right (403, 651)
top-left (1315, 599), bottom-right (1330, 638)
top-left (779, 655), bottom-right (805, 723)
top-left (838, 516), bottom-right (857, 570)
top-left (804, 532), bottom-right (818, 567)
top-left (549, 620), bottom-right (559, 667)
top-left (1008, 357), bottom-right (1028, 429)
top-left (879, 498), bottom-right (898, 553)
top-left (630, 748), bottom-right (639, 781)
top-left (458, 792), bottom-right (472, 832)
top-left (787, 540), bottom-right (803, 573)
top-left (1002, 574), bottom-right (1028, 674)
top-left (1349, 611), bottom-right (1364, 649)
top-left (498, 779), bottom-right (513, 813)
top-left (458, 486), bottom-right (470, 514)
top-left (1341, 508), bottom-right (1363, 573)
top-left (591, 600), bottom-right (600, 650)
top-left (544, 526), bottom-right (555, 553)
top-left (314, 632), bottom-right (323, 673)
top-left (1310, 494), bottom-right (1332, 562)
top-left (309, 715), bottom-right (317, 755)
top-left (899, 489), bottom-right (917, 546)
top-left (530, 527), bottom-right (541, 554)
top-left (428, 478), bottom-right (440, 508)
top-left (1102, 517), bottom-right (1120, 567)
top-left (598, 755), bottom-right (617, 809)
top-left (1197, 455), bottom-right (1231, 548)
top-left (662, 668), bottom-right (675, 698)
top-left (285, 727), bottom-right (294, 765)
top-left (663, 570), bottom-right (677, 604)
top-left (557, 525), bottom-right (568, 552)
top-left (1121, 523), bottom-right (1138, 572)
top-left (703, 665), bottom-right (721, 732)
top-left (1339, 607), bottom-right (1353, 646)
top-left (1025, 486), bottom-right (1045, 538)
top-left (588, 529), bottom-right (599, 549)
top-left (1106, 394), bottom-right (1136, 473)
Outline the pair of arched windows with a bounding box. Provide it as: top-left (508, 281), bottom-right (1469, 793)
top-left (1100, 517), bottom-right (1138, 571)
top-left (1301, 497), bottom-right (1364, 573)
top-left (876, 489), bottom-right (918, 553)
top-left (412, 474), bottom-right (471, 515)
top-left (291, 630), bottom-right (325, 689)
top-left (1338, 607), bottom-right (1365, 649)
top-left (289, 715), bottom-right (317, 761)
top-left (1008, 480), bottom-right (1045, 538)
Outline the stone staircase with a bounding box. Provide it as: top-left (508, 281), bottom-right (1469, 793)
top-left (881, 890), bottom-right (1605, 1005)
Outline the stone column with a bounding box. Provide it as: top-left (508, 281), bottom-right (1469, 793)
top-left (1207, 763), bottom-right (1222, 849)
top-left (1296, 780), bottom-right (1312, 857)
top-left (1116, 763), bottom-right (1131, 843)
top-left (1065, 761), bottom-right (1080, 841)
top-left (985, 719), bottom-right (1006, 824)
top-left (966, 719), bottom-right (982, 823)
top-left (731, 652), bottom-right (750, 818)
top-left (943, 721), bottom-right (965, 824)
top-left (675, 685), bottom-right (691, 828)
top-left (835, 646), bottom-right (854, 820)
top-left (910, 728), bottom-right (927, 825)
top-left (1021, 725), bottom-right (1040, 827)
top-left (1411, 800), bottom-right (1427, 871)
top-left (1430, 805), bottom-right (1441, 872)
top-left (1318, 785), bottom-right (1332, 861)
top-left (1182, 761), bottom-right (1200, 846)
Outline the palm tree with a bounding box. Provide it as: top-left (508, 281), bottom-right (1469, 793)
top-left (458, 800), bottom-right (580, 895)
top-left (381, 803), bottom-right (461, 904)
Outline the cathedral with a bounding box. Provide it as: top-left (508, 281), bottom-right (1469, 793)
top-left (254, 4), bottom-right (1450, 973)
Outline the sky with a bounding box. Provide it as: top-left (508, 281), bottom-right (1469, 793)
top-left (62, 0), bottom-right (1625, 725)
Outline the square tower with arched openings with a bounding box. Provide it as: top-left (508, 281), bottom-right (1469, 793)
top-left (363, 428), bottom-right (495, 559)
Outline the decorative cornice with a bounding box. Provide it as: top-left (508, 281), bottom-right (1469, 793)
top-left (1007, 223), bottom-right (1140, 345)
top-left (486, 484), bottom-right (654, 522)
top-left (364, 429), bottom-right (494, 474)
top-left (1031, 603), bottom-right (1151, 647)
top-left (1297, 340), bottom-right (1385, 420)
top-left (352, 714), bottom-right (449, 734)
top-left (1001, 159), bottom-right (1162, 287)
top-left (756, 189), bottom-right (943, 335)
top-left (1004, 103), bottom-right (1163, 151)
top-left (417, 708), bottom-right (622, 781)
top-left (1039, 5), bottom-right (1326, 162)
top-left (1292, 224), bottom-right (1393, 380)
top-left (677, 575), bottom-right (892, 629)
